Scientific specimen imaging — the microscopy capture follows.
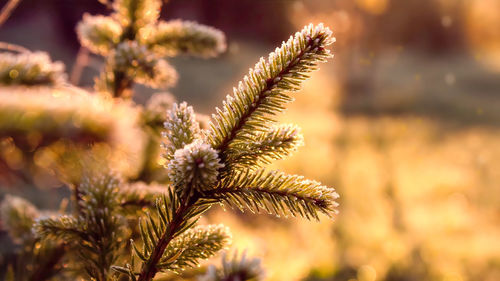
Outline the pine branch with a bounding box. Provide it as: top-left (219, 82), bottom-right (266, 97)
top-left (35, 215), bottom-right (85, 241)
top-left (0, 88), bottom-right (144, 183)
top-left (158, 224), bottom-right (231, 272)
top-left (0, 195), bottom-right (39, 242)
top-left (113, 187), bottom-right (218, 281)
top-left (88, 0), bottom-right (162, 97)
top-left (117, 25), bottom-right (337, 280)
top-left (226, 124), bottom-right (304, 171)
top-left (96, 41), bottom-right (178, 97)
top-left (131, 190), bottom-right (213, 281)
top-left (206, 24), bottom-right (334, 165)
top-left (0, 94), bottom-right (108, 145)
top-left (140, 20), bottom-right (226, 57)
top-left (0, 51), bottom-right (67, 86)
top-left (77, 14), bottom-right (122, 56)
top-left (36, 172), bottom-right (126, 281)
top-left (0, 0), bottom-right (341, 279)
top-left (203, 169), bottom-right (339, 220)
top-left (113, 0), bottom-right (161, 39)
top-left (77, 173), bottom-right (124, 281)
top-left (1, 195), bottom-right (69, 281)
top-left (115, 41), bottom-right (178, 88)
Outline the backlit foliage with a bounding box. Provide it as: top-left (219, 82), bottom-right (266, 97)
top-left (78, 0), bottom-right (226, 98)
top-left (0, 1), bottom-right (337, 281)
top-left (0, 52), bottom-right (66, 86)
top-left (198, 251), bottom-right (265, 281)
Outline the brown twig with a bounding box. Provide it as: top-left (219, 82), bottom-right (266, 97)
top-left (0, 0), bottom-right (21, 27)
top-left (70, 47), bottom-right (90, 86)
top-left (112, 69), bottom-right (134, 98)
top-left (98, 0), bottom-right (113, 10)
top-left (29, 244), bottom-right (68, 281)
top-left (0, 41), bottom-right (29, 53)
top-left (136, 195), bottom-right (198, 281)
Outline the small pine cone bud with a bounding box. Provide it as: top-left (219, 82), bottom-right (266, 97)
top-left (162, 102), bottom-right (201, 160)
top-left (168, 140), bottom-right (223, 194)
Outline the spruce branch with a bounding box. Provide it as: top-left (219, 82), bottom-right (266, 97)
top-left (96, 41), bottom-right (178, 96)
top-left (117, 24), bottom-right (337, 281)
top-left (0, 88), bottom-right (144, 160)
top-left (0, 195), bottom-right (39, 243)
top-left (140, 20), bottom-right (226, 57)
top-left (77, 173), bottom-right (124, 281)
top-left (1, 195), bottom-right (68, 281)
top-left (227, 124), bottom-right (304, 171)
top-left (77, 14), bottom-right (122, 56)
top-left (204, 169), bottom-right (339, 220)
top-left (206, 24), bottom-right (334, 164)
top-left (0, 51), bottom-right (67, 86)
top-left (82, 0), bottom-right (225, 98)
top-left (158, 224), bottom-right (231, 272)
top-left (0, 91), bottom-right (108, 145)
top-left (35, 215), bottom-right (85, 241)
top-left (113, 0), bottom-right (161, 39)
top-left (36, 172), bottom-right (126, 281)
top-left (90, 0), bottom-right (163, 97)
top-left (0, 0), bottom-right (341, 279)
top-left (115, 41), bottom-right (178, 89)
top-left (122, 189), bottom-right (215, 281)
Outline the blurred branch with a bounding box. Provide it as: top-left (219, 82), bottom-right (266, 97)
top-left (0, 41), bottom-right (29, 53)
top-left (29, 244), bottom-right (67, 281)
top-left (98, 0), bottom-right (113, 10)
top-left (0, 0), bottom-right (21, 27)
top-left (0, 155), bottom-right (33, 186)
top-left (70, 47), bottom-right (90, 85)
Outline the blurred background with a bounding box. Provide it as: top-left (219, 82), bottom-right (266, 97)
top-left (1, 0), bottom-right (499, 280)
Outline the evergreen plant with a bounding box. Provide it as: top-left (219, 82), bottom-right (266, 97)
top-left (0, 1), bottom-right (338, 280)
